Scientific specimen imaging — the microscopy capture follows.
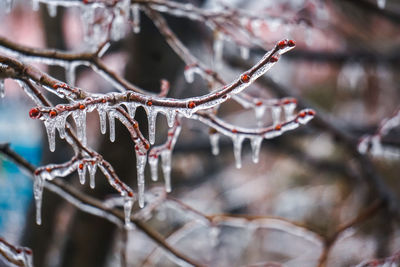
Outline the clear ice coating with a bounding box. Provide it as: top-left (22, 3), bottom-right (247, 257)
top-left (87, 163), bottom-right (97, 189)
top-left (47, 3), bottom-right (57, 17)
top-left (136, 151), bottom-right (147, 208)
top-left (72, 110), bottom-right (87, 146)
top-left (44, 119), bottom-right (57, 152)
top-left (149, 156), bottom-right (159, 182)
top-left (271, 106), bottom-right (281, 125)
top-left (232, 136), bottom-right (244, 168)
top-left (161, 150), bottom-right (172, 192)
top-left (0, 79), bottom-right (5, 98)
top-left (377, 0), bottom-right (386, 9)
top-left (250, 137), bottom-right (263, 163)
top-left (78, 162), bottom-right (86, 185)
top-left (209, 133), bottom-right (220, 156)
top-left (123, 197), bottom-right (133, 227)
top-left (33, 174), bottom-right (44, 225)
top-left (108, 110), bottom-right (116, 142)
top-left (131, 4), bottom-right (141, 34)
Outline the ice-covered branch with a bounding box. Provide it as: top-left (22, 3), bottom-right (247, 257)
top-left (0, 237), bottom-right (33, 267)
top-left (0, 144), bottom-right (202, 267)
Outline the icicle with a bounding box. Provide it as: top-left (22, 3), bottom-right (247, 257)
top-left (78, 162), bottom-right (86, 185)
top-left (166, 109), bottom-right (176, 128)
top-left (136, 152), bottom-right (147, 208)
top-left (87, 163), bottom-right (97, 189)
top-left (146, 107), bottom-right (158, 145)
top-left (149, 156), bottom-right (159, 182)
top-left (97, 107), bottom-right (107, 135)
top-left (0, 79), bottom-right (5, 98)
top-left (72, 110), bottom-right (87, 146)
top-left (377, 0), bottom-right (386, 9)
top-left (55, 112), bottom-right (68, 139)
top-left (111, 11), bottom-right (126, 41)
top-left (161, 150), bottom-right (172, 192)
top-left (232, 136), bottom-right (244, 169)
top-left (213, 31), bottom-right (224, 69)
top-left (47, 4), bottom-right (57, 18)
top-left (108, 110), bottom-right (116, 142)
top-left (5, 0), bottom-right (13, 13)
top-left (123, 197), bottom-right (133, 227)
top-left (131, 4), bottom-right (141, 34)
top-left (209, 133), bottom-right (220, 156)
top-left (283, 102), bottom-right (296, 121)
top-left (31, 0), bottom-right (39, 11)
top-left (33, 174), bottom-right (44, 225)
top-left (44, 119), bottom-right (57, 152)
top-left (271, 106), bottom-right (281, 125)
top-left (255, 105), bottom-right (266, 125)
top-left (250, 137), bottom-right (263, 163)
top-left (240, 46), bottom-right (250, 60)
top-left (65, 63), bottom-right (77, 86)
top-left (125, 102), bottom-right (137, 119)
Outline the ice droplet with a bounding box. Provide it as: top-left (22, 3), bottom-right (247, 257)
top-left (165, 109), bottom-right (176, 128)
top-left (88, 163), bottom-right (97, 189)
top-left (377, 0), bottom-right (386, 9)
top-left (271, 106), bottom-right (281, 125)
top-left (136, 151), bottom-right (147, 208)
top-left (240, 46), bottom-right (250, 60)
top-left (131, 4), bottom-right (141, 34)
top-left (44, 119), bottom-right (57, 152)
top-left (47, 4), bottom-right (57, 18)
top-left (0, 79), bottom-right (5, 98)
top-left (250, 137), bottom-right (263, 163)
top-left (209, 133), bottom-right (220, 156)
top-left (78, 162), bottom-right (86, 185)
top-left (145, 107), bottom-right (158, 145)
top-left (72, 110), bottom-right (87, 146)
top-left (124, 197), bottom-right (133, 227)
top-left (161, 150), bottom-right (172, 192)
top-left (232, 136), bottom-right (244, 168)
top-left (97, 106), bottom-right (107, 135)
top-left (108, 110), bottom-right (116, 142)
top-left (33, 174), bottom-right (44, 225)
top-left (149, 156), bottom-right (159, 181)
top-left (283, 102), bottom-right (296, 121)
